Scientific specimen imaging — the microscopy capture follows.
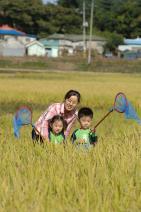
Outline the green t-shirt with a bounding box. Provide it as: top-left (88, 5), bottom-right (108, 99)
top-left (49, 131), bottom-right (65, 144)
top-left (71, 128), bottom-right (97, 147)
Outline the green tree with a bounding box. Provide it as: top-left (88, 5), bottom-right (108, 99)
top-left (1, 0), bottom-right (141, 38)
top-left (0, 0), bottom-right (82, 36)
top-left (57, 0), bottom-right (79, 8)
top-left (104, 33), bottom-right (123, 54)
top-left (0, 0), bottom-right (44, 34)
top-left (44, 5), bottom-right (82, 34)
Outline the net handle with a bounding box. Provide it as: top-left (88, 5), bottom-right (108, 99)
top-left (92, 92), bottom-right (127, 132)
top-left (31, 124), bottom-right (44, 143)
top-left (92, 108), bottom-right (113, 132)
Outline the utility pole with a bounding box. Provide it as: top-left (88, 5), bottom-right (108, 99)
top-left (88, 0), bottom-right (94, 64)
top-left (83, 0), bottom-right (86, 57)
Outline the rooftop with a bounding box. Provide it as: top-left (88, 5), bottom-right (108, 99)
top-left (42, 33), bottom-right (107, 42)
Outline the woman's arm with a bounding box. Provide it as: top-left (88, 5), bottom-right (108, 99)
top-left (64, 117), bottom-right (77, 138)
top-left (35, 103), bottom-right (60, 139)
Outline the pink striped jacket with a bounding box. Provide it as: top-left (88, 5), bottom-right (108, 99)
top-left (35, 103), bottom-right (78, 139)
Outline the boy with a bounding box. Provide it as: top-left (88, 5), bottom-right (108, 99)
top-left (71, 107), bottom-right (97, 148)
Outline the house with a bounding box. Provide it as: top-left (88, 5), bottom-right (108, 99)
top-left (0, 25), bottom-right (26, 38)
top-left (124, 38), bottom-right (141, 45)
top-left (119, 38), bottom-right (141, 52)
top-left (121, 50), bottom-right (138, 60)
top-left (0, 25), bottom-right (36, 45)
top-left (0, 37), bottom-right (25, 57)
top-left (39, 39), bottom-right (59, 57)
top-left (26, 40), bottom-right (46, 56)
top-left (40, 34), bottom-right (107, 57)
top-left (118, 38), bottom-right (141, 59)
top-left (18, 35), bottom-right (36, 45)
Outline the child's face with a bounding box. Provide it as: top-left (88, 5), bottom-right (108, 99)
top-left (51, 120), bottom-right (63, 134)
top-left (79, 116), bottom-right (92, 129)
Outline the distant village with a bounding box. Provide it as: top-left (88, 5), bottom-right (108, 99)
top-left (0, 25), bottom-right (141, 60)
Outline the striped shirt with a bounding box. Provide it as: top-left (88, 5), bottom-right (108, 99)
top-left (35, 103), bottom-right (78, 139)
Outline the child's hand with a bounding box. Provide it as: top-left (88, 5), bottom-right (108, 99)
top-left (76, 139), bottom-right (86, 144)
top-left (90, 135), bottom-right (98, 145)
top-left (90, 128), bottom-right (96, 133)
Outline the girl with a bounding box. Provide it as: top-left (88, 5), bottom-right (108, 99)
top-left (48, 115), bottom-right (67, 144)
top-left (32, 90), bottom-right (81, 142)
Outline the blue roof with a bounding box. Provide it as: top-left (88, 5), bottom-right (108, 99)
top-left (124, 38), bottom-right (141, 45)
top-left (0, 29), bottom-right (25, 36)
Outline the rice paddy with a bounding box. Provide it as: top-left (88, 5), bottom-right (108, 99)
top-left (0, 71), bottom-right (141, 212)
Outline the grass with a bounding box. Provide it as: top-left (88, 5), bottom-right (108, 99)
top-left (0, 71), bottom-right (141, 211)
top-left (1, 55), bottom-right (141, 73)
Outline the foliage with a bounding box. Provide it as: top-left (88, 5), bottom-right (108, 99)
top-left (0, 0), bottom-right (141, 38)
top-left (58, 0), bottom-right (141, 38)
top-left (0, 0), bottom-right (82, 36)
top-left (104, 33), bottom-right (124, 54)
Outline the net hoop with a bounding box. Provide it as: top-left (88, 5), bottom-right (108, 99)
top-left (15, 105), bottom-right (32, 125)
top-left (114, 92), bottom-right (128, 113)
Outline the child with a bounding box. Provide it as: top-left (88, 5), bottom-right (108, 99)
top-left (71, 107), bottom-right (97, 148)
top-left (48, 115), bottom-right (67, 144)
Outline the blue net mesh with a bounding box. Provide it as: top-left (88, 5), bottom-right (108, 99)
top-left (13, 116), bottom-right (21, 138)
top-left (124, 101), bottom-right (141, 124)
top-left (114, 93), bottom-right (127, 113)
top-left (114, 93), bottom-right (141, 125)
top-left (13, 107), bottom-right (32, 138)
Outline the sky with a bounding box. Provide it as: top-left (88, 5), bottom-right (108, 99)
top-left (43, 0), bottom-right (56, 4)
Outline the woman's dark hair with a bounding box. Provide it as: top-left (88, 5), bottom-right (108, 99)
top-left (78, 107), bottom-right (93, 119)
top-left (48, 115), bottom-right (67, 132)
top-left (64, 90), bottom-right (81, 103)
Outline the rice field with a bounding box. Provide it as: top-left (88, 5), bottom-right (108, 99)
top-left (0, 71), bottom-right (141, 212)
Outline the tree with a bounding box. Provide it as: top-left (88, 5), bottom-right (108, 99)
top-left (0, 0), bottom-right (44, 34)
top-left (104, 33), bottom-right (123, 54)
top-left (1, 0), bottom-right (141, 38)
top-left (44, 5), bottom-right (82, 34)
top-left (57, 0), bottom-right (79, 8)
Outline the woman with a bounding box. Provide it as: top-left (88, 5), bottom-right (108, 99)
top-left (32, 90), bottom-right (81, 142)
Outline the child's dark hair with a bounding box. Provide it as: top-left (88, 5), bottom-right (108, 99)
top-left (64, 90), bottom-right (81, 103)
top-left (78, 107), bottom-right (93, 119)
top-left (48, 115), bottom-right (67, 132)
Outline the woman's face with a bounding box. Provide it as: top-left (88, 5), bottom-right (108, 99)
top-left (64, 95), bottom-right (78, 112)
